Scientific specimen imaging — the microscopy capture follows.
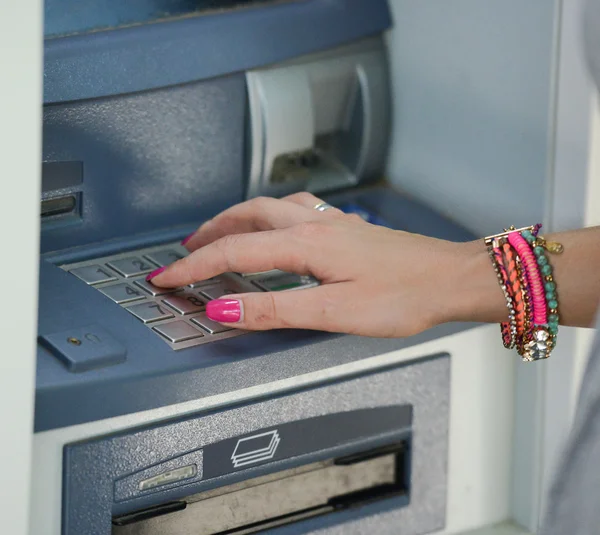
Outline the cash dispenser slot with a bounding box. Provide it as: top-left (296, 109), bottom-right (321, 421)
top-left (112, 442), bottom-right (409, 535)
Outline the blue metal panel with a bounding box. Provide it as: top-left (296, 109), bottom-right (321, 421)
top-left (43, 0), bottom-right (392, 104)
top-left (325, 186), bottom-right (478, 242)
top-left (41, 74), bottom-right (246, 254)
top-left (45, 1), bottom-right (259, 37)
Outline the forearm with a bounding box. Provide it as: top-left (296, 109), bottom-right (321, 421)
top-left (448, 226), bottom-right (600, 328)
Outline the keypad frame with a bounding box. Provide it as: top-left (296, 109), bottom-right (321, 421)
top-left (60, 242), bottom-right (320, 351)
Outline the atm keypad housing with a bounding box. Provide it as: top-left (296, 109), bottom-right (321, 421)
top-left (61, 243), bottom-right (318, 350)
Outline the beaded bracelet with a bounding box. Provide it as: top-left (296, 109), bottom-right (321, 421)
top-left (524, 229), bottom-right (562, 337)
top-left (508, 231), bottom-right (547, 325)
top-left (515, 254), bottom-right (533, 345)
top-left (500, 242), bottom-right (528, 343)
top-left (487, 241), bottom-right (517, 349)
top-left (484, 225), bottom-right (563, 362)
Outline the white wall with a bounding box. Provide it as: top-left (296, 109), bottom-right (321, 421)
top-left (0, 2), bottom-right (42, 535)
top-left (385, 0), bottom-right (558, 236)
top-left (516, 0), bottom-right (600, 529)
top-left (386, 1), bottom-right (600, 532)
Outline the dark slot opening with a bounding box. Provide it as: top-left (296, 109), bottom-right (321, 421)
top-left (112, 501), bottom-right (186, 527)
top-left (41, 195), bottom-right (77, 218)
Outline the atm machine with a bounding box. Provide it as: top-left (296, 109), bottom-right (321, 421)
top-left (6, 1), bottom-right (594, 535)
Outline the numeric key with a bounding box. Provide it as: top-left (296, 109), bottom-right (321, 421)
top-left (199, 286), bottom-right (238, 300)
top-left (70, 265), bottom-right (117, 285)
top-left (99, 283), bottom-right (146, 304)
top-left (144, 249), bottom-right (185, 268)
top-left (191, 313), bottom-right (233, 334)
top-left (134, 279), bottom-right (178, 297)
top-left (107, 257), bottom-right (156, 278)
top-left (163, 294), bottom-right (207, 315)
top-left (126, 302), bottom-right (175, 323)
top-left (153, 321), bottom-right (204, 343)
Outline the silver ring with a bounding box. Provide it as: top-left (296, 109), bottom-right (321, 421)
top-left (313, 202), bottom-right (333, 212)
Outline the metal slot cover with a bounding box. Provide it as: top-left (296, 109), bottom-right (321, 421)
top-left (112, 445), bottom-right (406, 535)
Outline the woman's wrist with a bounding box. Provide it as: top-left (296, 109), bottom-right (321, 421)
top-left (435, 240), bottom-right (508, 326)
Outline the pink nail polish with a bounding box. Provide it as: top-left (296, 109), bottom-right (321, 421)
top-left (206, 299), bottom-right (242, 323)
top-left (146, 266), bottom-right (166, 281)
top-left (181, 233), bottom-right (195, 246)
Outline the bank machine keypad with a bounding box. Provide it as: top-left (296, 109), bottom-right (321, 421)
top-left (62, 243), bottom-right (318, 350)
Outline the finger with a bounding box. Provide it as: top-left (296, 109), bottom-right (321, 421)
top-left (184, 196), bottom-right (329, 251)
top-left (205, 283), bottom-right (352, 332)
top-left (151, 228), bottom-right (312, 287)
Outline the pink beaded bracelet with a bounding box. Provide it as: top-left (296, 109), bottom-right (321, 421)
top-left (508, 231), bottom-right (547, 325)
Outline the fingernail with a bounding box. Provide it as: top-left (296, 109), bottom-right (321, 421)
top-left (206, 299), bottom-right (242, 323)
top-left (146, 266), bottom-right (166, 281)
top-left (181, 233), bottom-right (195, 246)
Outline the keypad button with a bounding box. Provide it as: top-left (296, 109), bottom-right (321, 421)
top-left (99, 283), bottom-right (146, 304)
top-left (162, 293), bottom-right (207, 315)
top-left (144, 249), bottom-right (185, 268)
top-left (199, 285), bottom-right (238, 300)
top-left (126, 302), bottom-right (174, 324)
top-left (107, 257), bottom-right (156, 278)
top-left (70, 265), bottom-right (117, 285)
top-left (188, 277), bottom-right (222, 288)
top-left (153, 321), bottom-right (204, 343)
top-left (134, 279), bottom-right (178, 297)
top-left (191, 313), bottom-right (233, 334)
top-left (252, 273), bottom-right (318, 292)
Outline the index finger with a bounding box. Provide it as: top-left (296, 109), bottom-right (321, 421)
top-left (149, 229), bottom-right (311, 287)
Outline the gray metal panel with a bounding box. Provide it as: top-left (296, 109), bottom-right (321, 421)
top-left (43, 0), bottom-right (392, 104)
top-left (41, 74), bottom-right (246, 253)
top-left (385, 0), bottom-right (556, 236)
top-left (62, 357), bottom-right (450, 535)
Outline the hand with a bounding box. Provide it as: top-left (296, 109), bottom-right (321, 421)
top-left (149, 193), bottom-right (506, 337)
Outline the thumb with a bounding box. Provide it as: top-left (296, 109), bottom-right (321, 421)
top-left (205, 284), bottom-right (347, 332)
